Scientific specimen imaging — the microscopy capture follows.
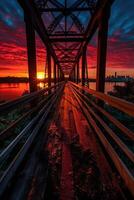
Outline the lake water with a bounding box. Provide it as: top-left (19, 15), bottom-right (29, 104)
top-left (0, 82), bottom-right (125, 102)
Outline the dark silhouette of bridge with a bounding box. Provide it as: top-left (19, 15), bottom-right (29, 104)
top-left (0, 0), bottom-right (134, 199)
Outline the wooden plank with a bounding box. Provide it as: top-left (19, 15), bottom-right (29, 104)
top-left (69, 88), bottom-right (90, 150)
top-left (60, 84), bottom-right (74, 200)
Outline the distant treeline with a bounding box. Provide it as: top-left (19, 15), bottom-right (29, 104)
top-left (0, 76), bottom-right (133, 83)
top-left (0, 77), bottom-right (53, 83)
top-left (0, 77), bottom-right (28, 83)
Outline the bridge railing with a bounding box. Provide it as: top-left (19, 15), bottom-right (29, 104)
top-left (0, 82), bottom-right (64, 113)
top-left (69, 81), bottom-right (134, 196)
top-left (0, 82), bottom-right (64, 141)
top-left (0, 81), bottom-right (65, 197)
top-left (70, 82), bottom-right (134, 117)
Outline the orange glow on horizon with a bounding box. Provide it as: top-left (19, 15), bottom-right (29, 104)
top-left (37, 72), bottom-right (44, 80)
top-left (0, 66), bottom-right (133, 79)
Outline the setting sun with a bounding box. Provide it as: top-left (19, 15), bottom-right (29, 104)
top-left (37, 72), bottom-right (44, 80)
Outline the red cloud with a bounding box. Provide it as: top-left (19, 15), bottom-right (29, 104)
top-left (86, 35), bottom-right (134, 77)
top-left (0, 19), bottom-right (134, 78)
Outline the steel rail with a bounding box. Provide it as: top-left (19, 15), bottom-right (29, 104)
top-left (69, 83), bottom-right (134, 197)
top-left (70, 84), bottom-right (134, 163)
top-left (70, 81), bottom-right (134, 117)
top-left (0, 84), bottom-right (64, 164)
top-left (8, 133), bottom-right (48, 200)
top-left (0, 85), bottom-right (62, 141)
top-left (0, 83), bottom-right (64, 197)
top-left (0, 82), bottom-right (64, 113)
top-left (70, 83), bottom-right (134, 140)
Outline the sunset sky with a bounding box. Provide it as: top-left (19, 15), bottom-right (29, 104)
top-left (0, 0), bottom-right (134, 78)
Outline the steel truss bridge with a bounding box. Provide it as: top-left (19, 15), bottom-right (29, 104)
top-left (0, 0), bottom-right (134, 199)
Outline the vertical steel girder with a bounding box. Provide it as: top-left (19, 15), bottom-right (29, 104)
top-left (74, 65), bottom-right (77, 82)
top-left (96, 4), bottom-right (110, 93)
top-left (54, 62), bottom-right (57, 84)
top-left (19, 0), bottom-right (114, 80)
top-left (18, 0), bottom-right (63, 76)
top-left (72, 67), bottom-right (75, 82)
top-left (77, 61), bottom-right (80, 83)
top-left (82, 45), bottom-right (87, 86)
top-left (57, 64), bottom-right (59, 82)
top-left (59, 68), bottom-right (62, 82)
top-left (25, 15), bottom-right (37, 93)
top-left (47, 49), bottom-right (51, 87)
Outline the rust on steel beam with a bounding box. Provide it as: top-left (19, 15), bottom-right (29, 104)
top-left (17, 0), bottom-right (63, 74)
top-left (82, 45), bottom-right (87, 86)
top-left (96, 4), bottom-right (110, 93)
top-left (71, 0), bottom-right (114, 74)
top-left (25, 15), bottom-right (37, 93)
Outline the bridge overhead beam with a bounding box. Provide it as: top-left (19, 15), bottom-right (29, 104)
top-left (18, 0), bottom-right (63, 75)
top-left (71, 0), bottom-right (114, 74)
top-left (50, 37), bottom-right (85, 42)
top-left (59, 60), bottom-right (75, 63)
top-left (25, 15), bottom-right (37, 93)
top-left (96, 4), bottom-right (110, 93)
top-left (49, 33), bottom-right (84, 37)
top-left (39, 7), bottom-right (94, 12)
